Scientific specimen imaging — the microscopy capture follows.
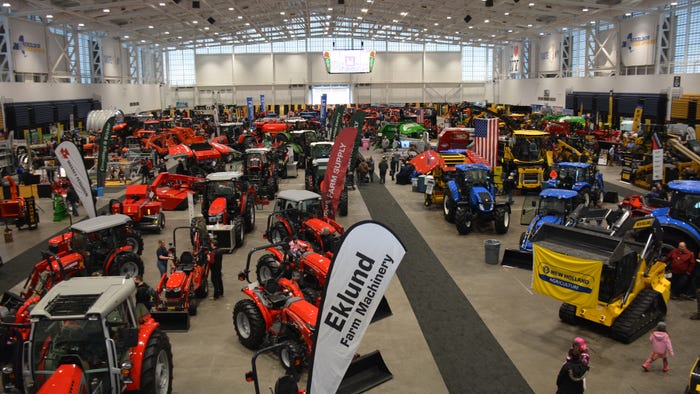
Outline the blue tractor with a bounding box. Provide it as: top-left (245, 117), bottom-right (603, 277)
top-left (649, 180), bottom-right (700, 253)
top-left (545, 162), bottom-right (605, 207)
top-left (501, 189), bottom-right (580, 269)
top-left (442, 163), bottom-right (510, 235)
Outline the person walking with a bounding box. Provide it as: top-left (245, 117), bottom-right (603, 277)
top-left (357, 159), bottom-right (369, 184)
top-left (367, 156), bottom-right (375, 183)
top-left (642, 321), bottom-right (674, 372)
top-left (381, 136), bottom-right (390, 152)
top-left (139, 160), bottom-right (150, 184)
top-left (556, 349), bottom-right (588, 394)
top-left (66, 185), bottom-right (80, 217)
top-left (390, 152), bottom-right (399, 181)
top-left (378, 156), bottom-right (389, 184)
top-left (503, 173), bottom-right (516, 205)
top-left (663, 242), bottom-right (696, 299)
top-left (210, 239), bottom-right (224, 300)
top-left (133, 275), bottom-right (156, 310)
top-left (156, 240), bottom-right (170, 277)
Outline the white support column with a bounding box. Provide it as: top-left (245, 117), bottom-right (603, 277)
top-left (128, 46), bottom-right (139, 84)
top-left (561, 33), bottom-right (572, 78)
top-left (585, 26), bottom-right (594, 77)
top-left (0, 16), bottom-right (13, 82)
top-left (655, 12), bottom-right (672, 75)
top-left (522, 39), bottom-right (530, 79)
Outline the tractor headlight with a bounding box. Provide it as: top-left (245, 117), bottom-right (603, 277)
top-left (120, 361), bottom-right (133, 384)
top-left (209, 213), bottom-right (223, 224)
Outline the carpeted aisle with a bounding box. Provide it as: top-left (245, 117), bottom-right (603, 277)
top-left (358, 183), bottom-right (533, 393)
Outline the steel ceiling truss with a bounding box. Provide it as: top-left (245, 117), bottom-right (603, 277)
top-left (49, 26), bottom-right (79, 83)
top-left (128, 46), bottom-right (140, 84)
top-left (0, 16), bottom-right (12, 82)
top-left (591, 26), bottom-right (617, 77)
top-left (656, 13), bottom-right (672, 74)
top-left (90, 38), bottom-right (103, 83)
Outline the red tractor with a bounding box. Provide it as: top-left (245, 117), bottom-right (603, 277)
top-left (243, 147), bottom-right (279, 199)
top-left (19, 276), bottom-right (173, 394)
top-left (151, 226), bottom-right (213, 331)
top-left (150, 172), bottom-right (205, 211)
top-left (47, 213), bottom-right (144, 257)
top-left (196, 171), bottom-right (256, 249)
top-left (110, 185), bottom-right (166, 233)
top-left (264, 189), bottom-right (344, 257)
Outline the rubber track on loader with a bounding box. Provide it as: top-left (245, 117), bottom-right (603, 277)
top-left (558, 303), bottom-right (579, 325)
top-left (610, 289), bottom-right (665, 344)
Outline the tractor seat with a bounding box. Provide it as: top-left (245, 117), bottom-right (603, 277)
top-left (263, 280), bottom-right (287, 309)
top-left (178, 251), bottom-right (196, 273)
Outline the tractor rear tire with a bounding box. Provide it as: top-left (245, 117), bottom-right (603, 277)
top-left (233, 299), bottom-right (266, 350)
top-left (269, 222), bottom-right (291, 244)
top-left (244, 200), bottom-right (256, 233)
top-left (580, 188), bottom-right (591, 207)
top-left (443, 193), bottom-right (456, 223)
top-left (611, 289), bottom-right (666, 344)
top-left (558, 303), bottom-right (581, 325)
top-left (125, 233), bottom-right (144, 256)
top-left (338, 191), bottom-right (348, 217)
top-left (235, 224), bottom-right (245, 249)
top-left (494, 207), bottom-right (510, 234)
top-left (109, 252), bottom-right (144, 277)
top-left (455, 207), bottom-right (473, 235)
top-left (256, 254), bottom-right (281, 283)
top-left (139, 328), bottom-right (173, 394)
top-left (195, 277), bottom-right (209, 298)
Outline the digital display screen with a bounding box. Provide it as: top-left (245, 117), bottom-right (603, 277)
top-left (323, 50), bottom-right (376, 74)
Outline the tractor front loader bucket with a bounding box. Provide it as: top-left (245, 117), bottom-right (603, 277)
top-left (501, 248), bottom-right (534, 270)
top-left (150, 311), bottom-right (190, 332)
top-left (337, 350), bottom-right (393, 394)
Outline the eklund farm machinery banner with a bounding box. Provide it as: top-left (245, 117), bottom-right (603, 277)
top-left (620, 14), bottom-right (657, 67)
top-left (307, 221), bottom-right (406, 394)
top-left (55, 141), bottom-right (97, 218)
top-left (9, 18), bottom-right (48, 74)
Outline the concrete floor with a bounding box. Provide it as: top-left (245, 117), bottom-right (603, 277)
top-left (1, 154), bottom-right (698, 394)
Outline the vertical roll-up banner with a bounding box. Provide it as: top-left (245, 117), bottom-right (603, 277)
top-left (348, 110), bottom-right (367, 171)
top-left (307, 221), bottom-right (406, 394)
top-left (321, 94), bottom-right (328, 123)
top-left (328, 104), bottom-right (346, 141)
top-left (56, 141), bottom-right (96, 218)
top-left (247, 97), bottom-right (254, 123)
top-left (260, 94), bottom-right (266, 114)
top-left (320, 127), bottom-right (357, 218)
top-left (96, 116), bottom-right (116, 188)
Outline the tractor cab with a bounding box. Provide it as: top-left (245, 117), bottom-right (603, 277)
top-left (24, 276), bottom-right (172, 393)
top-left (243, 147), bottom-right (277, 198)
top-left (545, 162), bottom-right (604, 207)
top-left (455, 163), bottom-right (492, 189)
top-left (664, 180), bottom-right (700, 229)
top-left (266, 190), bottom-right (326, 242)
top-left (290, 130), bottom-right (319, 167)
top-left (202, 171), bottom-right (246, 225)
top-left (511, 130), bottom-right (547, 163)
top-left (69, 214), bottom-right (143, 275)
top-left (306, 141), bottom-right (333, 169)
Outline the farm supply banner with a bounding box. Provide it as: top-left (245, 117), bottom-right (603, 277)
top-left (320, 127), bottom-right (357, 218)
top-left (56, 141), bottom-right (96, 218)
top-left (539, 33), bottom-right (560, 73)
top-left (307, 221), bottom-right (406, 394)
top-left (532, 244), bottom-right (602, 309)
top-left (620, 14), bottom-right (657, 66)
top-left (9, 19), bottom-right (48, 74)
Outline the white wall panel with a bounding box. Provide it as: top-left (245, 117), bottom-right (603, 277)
top-left (274, 53), bottom-right (308, 84)
top-left (196, 54), bottom-right (233, 85)
top-left (233, 54), bottom-right (272, 85)
top-left (424, 53), bottom-right (461, 83)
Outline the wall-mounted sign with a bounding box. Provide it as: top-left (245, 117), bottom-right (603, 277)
top-left (9, 19), bottom-right (48, 74)
top-left (620, 14), bottom-right (657, 66)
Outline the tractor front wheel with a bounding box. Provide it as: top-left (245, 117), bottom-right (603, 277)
top-left (195, 277), bottom-right (208, 298)
top-left (244, 200), bottom-right (256, 233)
top-left (157, 212), bottom-right (166, 233)
top-left (443, 193), bottom-right (456, 223)
top-left (108, 253), bottom-right (144, 277)
top-left (494, 207), bottom-right (510, 234)
top-left (125, 233), bottom-right (144, 256)
top-left (269, 222), bottom-right (291, 244)
top-left (235, 223), bottom-right (245, 249)
top-left (338, 190), bottom-right (348, 217)
top-left (580, 188), bottom-right (591, 207)
top-left (455, 207), bottom-right (473, 235)
top-left (233, 299), bottom-right (266, 350)
top-left (256, 254), bottom-right (281, 284)
top-left (139, 328), bottom-right (173, 394)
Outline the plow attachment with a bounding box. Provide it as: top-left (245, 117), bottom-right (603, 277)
top-left (337, 350), bottom-right (393, 394)
top-left (150, 311), bottom-right (190, 332)
top-left (501, 248), bottom-right (534, 270)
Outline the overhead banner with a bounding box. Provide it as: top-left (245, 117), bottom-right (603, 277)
top-left (56, 141), bottom-right (97, 218)
top-left (101, 37), bottom-right (122, 79)
top-left (9, 18), bottom-right (48, 74)
top-left (539, 33), bottom-right (561, 73)
top-left (260, 94), bottom-right (266, 113)
top-left (595, 29), bottom-right (618, 70)
top-left (321, 94), bottom-right (328, 123)
top-left (97, 117), bottom-right (115, 188)
top-left (307, 221), bottom-right (406, 394)
top-left (328, 104), bottom-right (346, 140)
top-left (620, 14), bottom-right (657, 66)
top-left (246, 97), bottom-right (254, 122)
top-left (532, 244), bottom-right (602, 309)
top-left (320, 127), bottom-right (357, 218)
top-left (509, 44), bottom-right (522, 74)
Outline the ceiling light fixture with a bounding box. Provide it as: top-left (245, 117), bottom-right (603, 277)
top-left (124, 35), bottom-right (129, 38)
top-left (228, 7), bottom-right (234, 10)
top-left (528, 2), bottom-right (534, 6)
top-left (46, 14), bottom-right (53, 18)
top-left (159, 2), bottom-right (165, 6)
top-left (280, 11), bottom-right (285, 15)
top-left (361, 8), bottom-right (368, 13)
top-left (103, 8), bottom-right (110, 13)
top-left (484, 19), bottom-right (490, 23)
top-left (400, 11), bottom-right (408, 16)
top-left (237, 16), bottom-right (243, 19)
top-left (78, 23), bottom-right (84, 27)
top-left (192, 20), bottom-right (198, 24)
top-left (204, 26), bottom-right (209, 30)
top-left (527, 23), bottom-right (532, 27)
top-left (504, 11), bottom-right (510, 15)
top-left (1, 2), bottom-right (10, 7)
top-left (582, 8), bottom-right (588, 11)
top-left (148, 25), bottom-right (154, 28)
top-left (624, 12), bottom-right (631, 16)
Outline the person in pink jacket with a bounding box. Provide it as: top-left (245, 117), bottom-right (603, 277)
top-left (642, 321), bottom-right (674, 372)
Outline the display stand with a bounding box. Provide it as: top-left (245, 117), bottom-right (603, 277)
top-left (206, 224), bottom-right (235, 253)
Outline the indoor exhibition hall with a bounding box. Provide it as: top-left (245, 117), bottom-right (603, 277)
top-left (1, 0), bottom-right (700, 393)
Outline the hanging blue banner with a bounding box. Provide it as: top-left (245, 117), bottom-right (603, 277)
top-left (321, 94), bottom-right (327, 122)
top-left (247, 97), bottom-right (254, 121)
top-left (260, 94), bottom-right (266, 114)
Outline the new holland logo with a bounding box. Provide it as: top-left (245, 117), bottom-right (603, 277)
top-left (539, 264), bottom-right (594, 294)
top-left (622, 32), bottom-right (654, 53)
top-left (12, 35), bottom-right (44, 57)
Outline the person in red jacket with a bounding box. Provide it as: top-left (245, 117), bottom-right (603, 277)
top-left (663, 242), bottom-right (696, 299)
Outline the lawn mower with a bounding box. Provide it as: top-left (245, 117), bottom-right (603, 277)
top-left (151, 225), bottom-right (214, 331)
top-left (531, 214), bottom-right (670, 343)
top-left (109, 184), bottom-right (166, 233)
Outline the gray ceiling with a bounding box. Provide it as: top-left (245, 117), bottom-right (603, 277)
top-left (2, 0), bottom-right (675, 48)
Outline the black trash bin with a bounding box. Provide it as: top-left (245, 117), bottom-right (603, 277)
top-left (484, 239), bottom-right (501, 265)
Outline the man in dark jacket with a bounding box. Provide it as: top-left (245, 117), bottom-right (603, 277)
top-left (66, 185), bottom-right (79, 216)
top-left (503, 173), bottom-right (516, 204)
top-left (133, 275), bottom-right (156, 310)
top-left (378, 156), bottom-right (389, 184)
top-left (556, 350), bottom-right (588, 394)
top-left (210, 240), bottom-right (224, 300)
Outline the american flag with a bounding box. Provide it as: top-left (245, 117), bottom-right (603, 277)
top-left (416, 109), bottom-right (424, 125)
top-left (474, 117), bottom-right (499, 169)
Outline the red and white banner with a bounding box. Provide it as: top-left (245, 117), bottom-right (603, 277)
top-left (307, 221), bottom-right (406, 394)
top-left (474, 117), bottom-right (499, 169)
top-left (320, 127), bottom-right (357, 218)
top-left (55, 141), bottom-right (96, 218)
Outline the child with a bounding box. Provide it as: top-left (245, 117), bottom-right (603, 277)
top-left (566, 337), bottom-right (590, 367)
top-left (642, 321), bottom-right (674, 372)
